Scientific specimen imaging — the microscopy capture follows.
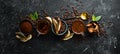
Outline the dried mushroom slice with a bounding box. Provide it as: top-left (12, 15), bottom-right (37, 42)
top-left (16, 32), bottom-right (32, 42)
top-left (45, 16), bottom-right (52, 24)
top-left (63, 30), bottom-right (74, 40)
top-left (86, 22), bottom-right (100, 33)
top-left (52, 18), bottom-right (62, 34)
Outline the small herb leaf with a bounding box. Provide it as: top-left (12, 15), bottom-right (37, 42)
top-left (92, 14), bottom-right (96, 21)
top-left (34, 11), bottom-right (38, 19)
top-left (29, 11), bottom-right (38, 21)
top-left (96, 16), bottom-right (101, 21)
top-left (92, 15), bottom-right (102, 21)
top-left (30, 13), bottom-right (35, 21)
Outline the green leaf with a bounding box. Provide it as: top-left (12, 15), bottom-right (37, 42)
top-left (34, 11), bottom-right (38, 19)
top-left (92, 14), bottom-right (102, 21)
top-left (96, 16), bottom-right (101, 21)
top-left (92, 14), bottom-right (96, 21)
top-left (30, 14), bottom-right (36, 21)
top-left (29, 11), bottom-right (39, 21)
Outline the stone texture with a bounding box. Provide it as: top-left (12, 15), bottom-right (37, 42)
top-left (0, 0), bottom-right (120, 54)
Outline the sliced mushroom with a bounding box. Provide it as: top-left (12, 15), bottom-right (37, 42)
top-left (62, 30), bottom-right (74, 40)
top-left (45, 16), bottom-right (52, 24)
top-left (86, 22), bottom-right (100, 33)
top-left (16, 32), bottom-right (25, 37)
top-left (16, 32), bottom-right (32, 42)
top-left (94, 23), bottom-right (99, 32)
top-left (52, 18), bottom-right (62, 34)
top-left (57, 17), bottom-right (62, 34)
top-left (52, 18), bottom-right (58, 33)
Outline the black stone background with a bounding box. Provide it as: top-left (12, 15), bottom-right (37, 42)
top-left (0, 0), bottom-right (120, 54)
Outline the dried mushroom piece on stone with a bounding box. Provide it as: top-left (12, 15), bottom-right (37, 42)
top-left (62, 30), bottom-right (74, 40)
top-left (86, 15), bottom-right (102, 33)
top-left (16, 32), bottom-right (32, 42)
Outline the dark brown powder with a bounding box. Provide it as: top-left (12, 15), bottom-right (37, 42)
top-left (20, 20), bottom-right (33, 33)
top-left (37, 19), bottom-right (51, 34)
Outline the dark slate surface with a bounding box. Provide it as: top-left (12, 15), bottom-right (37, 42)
top-left (0, 0), bottom-right (120, 54)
